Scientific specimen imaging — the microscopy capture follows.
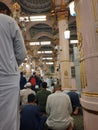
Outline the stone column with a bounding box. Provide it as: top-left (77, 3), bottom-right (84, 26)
top-left (57, 11), bottom-right (71, 89)
top-left (75, 0), bottom-right (98, 130)
top-left (73, 45), bottom-right (81, 92)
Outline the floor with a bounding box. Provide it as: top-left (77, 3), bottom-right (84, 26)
top-left (72, 114), bottom-right (84, 130)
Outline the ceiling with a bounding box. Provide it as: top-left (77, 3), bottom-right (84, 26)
top-left (10, 0), bottom-right (77, 67)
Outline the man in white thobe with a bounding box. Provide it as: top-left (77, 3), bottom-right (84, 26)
top-left (0, 2), bottom-right (26, 130)
top-left (46, 84), bottom-right (74, 130)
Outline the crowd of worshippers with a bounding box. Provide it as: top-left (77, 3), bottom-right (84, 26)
top-left (19, 72), bottom-right (82, 130)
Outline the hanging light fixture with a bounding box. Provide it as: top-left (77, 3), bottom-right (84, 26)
top-left (69, 1), bottom-right (76, 16)
top-left (64, 29), bottom-right (70, 39)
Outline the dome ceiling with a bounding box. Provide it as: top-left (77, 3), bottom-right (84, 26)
top-left (18, 0), bottom-right (51, 14)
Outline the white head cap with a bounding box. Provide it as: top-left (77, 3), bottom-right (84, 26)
top-left (24, 82), bottom-right (32, 88)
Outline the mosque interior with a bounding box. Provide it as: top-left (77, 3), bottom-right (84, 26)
top-left (4, 0), bottom-right (78, 87)
top-left (2, 1), bottom-right (98, 130)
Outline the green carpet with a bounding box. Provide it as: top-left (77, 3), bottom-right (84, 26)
top-left (72, 114), bottom-right (84, 130)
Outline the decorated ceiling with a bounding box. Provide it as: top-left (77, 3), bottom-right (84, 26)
top-left (3, 0), bottom-right (76, 67)
top-left (18, 0), bottom-right (51, 14)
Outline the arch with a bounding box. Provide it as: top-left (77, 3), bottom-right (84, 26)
top-left (31, 32), bottom-right (53, 40)
top-left (26, 22), bottom-right (52, 41)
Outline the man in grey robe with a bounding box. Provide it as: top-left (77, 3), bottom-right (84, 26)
top-left (0, 2), bottom-right (27, 130)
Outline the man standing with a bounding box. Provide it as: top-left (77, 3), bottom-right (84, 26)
top-left (0, 2), bottom-right (26, 130)
top-left (46, 84), bottom-right (74, 130)
top-left (20, 72), bottom-right (27, 90)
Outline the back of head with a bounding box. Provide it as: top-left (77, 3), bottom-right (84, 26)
top-left (28, 94), bottom-right (36, 103)
top-left (20, 72), bottom-right (23, 75)
top-left (33, 72), bottom-right (36, 76)
top-left (42, 82), bottom-right (47, 88)
top-left (0, 2), bottom-right (12, 16)
top-left (53, 84), bottom-right (61, 92)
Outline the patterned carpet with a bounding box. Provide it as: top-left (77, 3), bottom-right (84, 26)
top-left (72, 114), bottom-right (84, 130)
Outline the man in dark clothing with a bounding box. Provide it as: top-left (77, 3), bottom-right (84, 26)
top-left (67, 91), bottom-right (81, 115)
top-left (20, 72), bottom-right (27, 90)
top-left (20, 94), bottom-right (46, 130)
top-left (36, 82), bottom-right (51, 114)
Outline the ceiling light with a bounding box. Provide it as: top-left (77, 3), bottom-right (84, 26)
top-left (41, 41), bottom-right (51, 45)
top-left (30, 41), bottom-right (51, 46)
top-left (29, 42), bottom-right (40, 45)
top-left (30, 15), bottom-right (46, 21)
top-left (19, 16), bottom-right (29, 22)
top-left (19, 15), bottom-right (46, 22)
top-left (37, 51), bottom-right (52, 54)
top-left (42, 57), bottom-right (53, 60)
top-left (69, 1), bottom-right (76, 16)
top-left (64, 29), bottom-right (70, 39)
top-left (45, 51), bottom-right (52, 54)
top-left (46, 62), bottom-right (53, 65)
top-left (70, 40), bottom-right (78, 44)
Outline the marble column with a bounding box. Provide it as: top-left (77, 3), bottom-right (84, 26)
top-left (75, 0), bottom-right (98, 129)
top-left (73, 45), bottom-right (81, 92)
top-left (57, 11), bottom-right (72, 89)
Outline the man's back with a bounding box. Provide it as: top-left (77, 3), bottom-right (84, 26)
top-left (20, 104), bottom-right (41, 130)
top-left (36, 88), bottom-right (51, 113)
top-left (20, 88), bottom-right (36, 105)
top-left (46, 91), bottom-right (74, 130)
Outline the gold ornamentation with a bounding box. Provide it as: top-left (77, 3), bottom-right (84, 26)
top-left (77, 32), bottom-right (83, 51)
top-left (57, 10), bottom-right (68, 21)
top-left (12, 2), bottom-right (20, 11)
top-left (80, 60), bottom-right (87, 88)
top-left (96, 28), bottom-right (98, 33)
top-left (77, 32), bottom-right (87, 88)
top-left (82, 92), bottom-right (98, 97)
top-left (92, 0), bottom-right (98, 21)
top-left (79, 48), bottom-right (84, 59)
top-left (64, 70), bottom-right (68, 76)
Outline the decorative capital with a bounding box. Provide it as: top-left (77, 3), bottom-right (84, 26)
top-left (12, 2), bottom-right (21, 11)
top-left (56, 10), bottom-right (68, 20)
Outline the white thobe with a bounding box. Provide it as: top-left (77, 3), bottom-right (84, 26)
top-left (0, 14), bottom-right (26, 130)
top-left (46, 91), bottom-right (74, 130)
top-left (20, 88), bottom-right (36, 105)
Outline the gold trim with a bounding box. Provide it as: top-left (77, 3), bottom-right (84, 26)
top-left (82, 92), bottom-right (98, 97)
top-left (92, 0), bottom-right (97, 21)
top-left (96, 28), bottom-right (98, 33)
